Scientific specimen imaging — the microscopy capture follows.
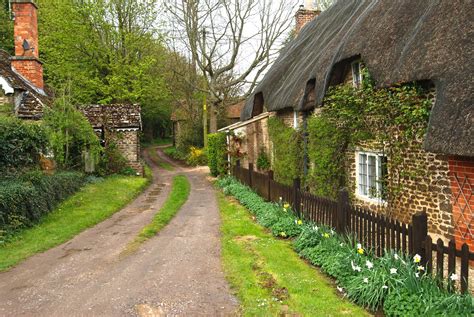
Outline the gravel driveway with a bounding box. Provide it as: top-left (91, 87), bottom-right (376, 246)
top-left (0, 147), bottom-right (238, 316)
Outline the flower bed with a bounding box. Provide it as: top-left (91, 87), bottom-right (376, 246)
top-left (216, 176), bottom-right (473, 316)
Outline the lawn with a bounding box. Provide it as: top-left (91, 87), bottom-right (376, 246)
top-left (0, 175), bottom-right (149, 271)
top-left (123, 174), bottom-right (190, 255)
top-left (218, 192), bottom-right (370, 316)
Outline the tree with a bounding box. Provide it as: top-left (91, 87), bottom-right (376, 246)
top-left (37, 0), bottom-right (174, 139)
top-left (0, 0), bottom-right (13, 54)
top-left (166, 0), bottom-right (295, 132)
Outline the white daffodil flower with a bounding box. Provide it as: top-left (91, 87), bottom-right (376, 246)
top-left (390, 268), bottom-right (397, 275)
top-left (363, 277), bottom-right (369, 283)
top-left (366, 260), bottom-right (374, 269)
top-left (450, 273), bottom-right (459, 281)
top-left (413, 254), bottom-right (421, 263)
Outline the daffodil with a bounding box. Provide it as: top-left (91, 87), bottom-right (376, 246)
top-left (413, 254), bottom-right (421, 263)
top-left (415, 272), bottom-right (419, 278)
top-left (297, 219), bottom-right (303, 225)
top-left (390, 268), bottom-right (397, 275)
top-left (357, 243), bottom-right (362, 249)
top-left (351, 261), bottom-right (361, 272)
top-left (366, 260), bottom-right (374, 269)
top-left (394, 254), bottom-right (399, 260)
top-left (280, 232), bottom-right (287, 237)
top-left (313, 225), bottom-right (319, 231)
top-left (283, 203), bottom-right (290, 209)
top-left (357, 248), bottom-right (364, 255)
top-left (417, 265), bottom-right (425, 271)
top-left (450, 273), bottom-right (458, 281)
top-left (323, 233), bottom-right (330, 238)
top-left (363, 277), bottom-right (369, 283)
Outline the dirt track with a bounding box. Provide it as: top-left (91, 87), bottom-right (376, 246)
top-left (0, 147), bottom-right (238, 316)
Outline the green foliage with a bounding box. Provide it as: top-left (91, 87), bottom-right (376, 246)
top-left (43, 96), bottom-right (101, 169)
top-left (0, 171), bottom-right (85, 243)
top-left (207, 132), bottom-right (227, 176)
top-left (0, 117), bottom-right (49, 173)
top-left (0, 0), bottom-right (13, 54)
top-left (163, 146), bottom-right (187, 161)
top-left (268, 117), bottom-right (302, 185)
top-left (256, 150), bottom-right (271, 171)
top-left (97, 141), bottom-right (128, 176)
top-left (307, 76), bottom-right (434, 201)
top-left (217, 176), bottom-right (473, 315)
top-left (186, 146), bottom-right (207, 166)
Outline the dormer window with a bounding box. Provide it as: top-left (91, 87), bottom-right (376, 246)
top-left (351, 61), bottom-right (362, 88)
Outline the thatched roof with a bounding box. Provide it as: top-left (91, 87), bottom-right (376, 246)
top-left (242, 0), bottom-right (473, 157)
top-left (0, 50), bottom-right (49, 119)
top-left (80, 104), bottom-right (142, 130)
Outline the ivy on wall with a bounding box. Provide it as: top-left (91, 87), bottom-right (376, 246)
top-left (268, 116), bottom-right (303, 185)
top-left (307, 71), bottom-right (434, 205)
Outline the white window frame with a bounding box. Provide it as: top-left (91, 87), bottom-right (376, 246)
top-left (293, 111), bottom-right (299, 129)
top-left (355, 151), bottom-right (386, 203)
top-left (351, 61), bottom-right (362, 88)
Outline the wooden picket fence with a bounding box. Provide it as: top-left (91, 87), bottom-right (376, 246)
top-left (232, 162), bottom-right (473, 293)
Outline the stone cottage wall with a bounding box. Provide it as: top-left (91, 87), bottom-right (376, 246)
top-left (346, 141), bottom-right (453, 241)
top-left (108, 130), bottom-right (143, 175)
top-left (245, 117), bottom-right (270, 171)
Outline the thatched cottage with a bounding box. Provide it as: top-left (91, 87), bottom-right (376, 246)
top-left (221, 0), bottom-right (473, 249)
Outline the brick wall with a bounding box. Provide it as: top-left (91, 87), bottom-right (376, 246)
top-left (11, 0), bottom-right (44, 89)
top-left (345, 140), bottom-right (454, 241)
top-left (295, 8), bottom-right (320, 34)
top-left (448, 156), bottom-right (474, 250)
top-left (276, 109), bottom-right (304, 129)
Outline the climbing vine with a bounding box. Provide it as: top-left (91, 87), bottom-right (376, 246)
top-left (268, 117), bottom-right (303, 185)
top-left (307, 71), bottom-right (434, 206)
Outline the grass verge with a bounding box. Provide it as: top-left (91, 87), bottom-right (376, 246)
top-left (0, 175), bottom-right (150, 271)
top-left (123, 175), bottom-right (190, 255)
top-left (218, 192), bottom-right (369, 316)
top-left (148, 146), bottom-right (174, 171)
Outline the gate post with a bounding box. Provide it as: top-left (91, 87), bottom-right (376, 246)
top-left (411, 209), bottom-right (428, 259)
top-left (293, 178), bottom-right (301, 218)
top-left (337, 189), bottom-right (350, 233)
top-left (267, 170), bottom-right (274, 202)
top-left (248, 163), bottom-right (253, 188)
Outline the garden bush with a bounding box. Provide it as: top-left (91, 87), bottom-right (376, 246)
top-left (0, 170), bottom-right (86, 242)
top-left (163, 146), bottom-right (187, 161)
top-left (216, 176), bottom-right (473, 316)
top-left (186, 146), bottom-right (207, 166)
top-left (207, 132), bottom-right (227, 176)
top-left (0, 117), bottom-right (48, 173)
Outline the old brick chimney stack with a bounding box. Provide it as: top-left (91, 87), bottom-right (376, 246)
top-left (10, 0), bottom-right (44, 90)
top-left (295, 1), bottom-right (320, 34)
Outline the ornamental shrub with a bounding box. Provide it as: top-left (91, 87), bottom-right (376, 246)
top-left (207, 132), bottom-right (227, 176)
top-left (0, 171), bottom-right (85, 243)
top-left (268, 117), bottom-right (302, 185)
top-left (0, 117), bottom-right (49, 173)
top-left (186, 146), bottom-right (207, 166)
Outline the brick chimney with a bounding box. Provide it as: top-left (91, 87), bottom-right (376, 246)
top-left (10, 0), bottom-right (44, 90)
top-left (295, 1), bottom-right (321, 34)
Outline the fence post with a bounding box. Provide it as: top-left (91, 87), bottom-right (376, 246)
top-left (411, 210), bottom-right (428, 259)
top-left (248, 163), bottom-right (253, 188)
top-left (337, 189), bottom-right (350, 234)
top-left (293, 178), bottom-right (301, 218)
top-left (267, 170), bottom-right (274, 201)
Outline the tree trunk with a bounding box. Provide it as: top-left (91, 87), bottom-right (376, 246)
top-left (209, 103), bottom-right (218, 133)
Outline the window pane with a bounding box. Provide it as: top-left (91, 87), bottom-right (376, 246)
top-left (368, 155), bottom-right (376, 198)
top-left (359, 154), bottom-right (367, 195)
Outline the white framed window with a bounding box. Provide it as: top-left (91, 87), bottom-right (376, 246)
top-left (356, 151), bottom-right (387, 202)
top-left (351, 61), bottom-right (362, 88)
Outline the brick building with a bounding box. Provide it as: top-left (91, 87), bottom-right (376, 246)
top-left (80, 104), bottom-right (144, 175)
top-left (0, 0), bottom-right (48, 119)
top-left (226, 1), bottom-right (473, 249)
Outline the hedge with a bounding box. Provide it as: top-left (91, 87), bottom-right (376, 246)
top-left (207, 132), bottom-right (227, 176)
top-left (0, 171), bottom-right (86, 240)
top-left (0, 117), bottom-right (48, 173)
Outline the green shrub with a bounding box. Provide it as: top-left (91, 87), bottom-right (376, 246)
top-left (163, 146), bottom-right (187, 161)
top-left (256, 150), bottom-right (271, 171)
top-left (97, 141), bottom-right (128, 175)
top-left (268, 117), bottom-right (302, 185)
top-left (0, 117), bottom-right (48, 173)
top-left (207, 132), bottom-right (227, 176)
top-left (0, 171), bottom-right (85, 243)
top-left (186, 146), bottom-right (207, 166)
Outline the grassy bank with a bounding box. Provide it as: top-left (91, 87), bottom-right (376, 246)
top-left (217, 192), bottom-right (369, 316)
top-left (123, 175), bottom-right (190, 254)
top-left (0, 175), bottom-right (149, 271)
top-left (148, 146), bottom-right (174, 171)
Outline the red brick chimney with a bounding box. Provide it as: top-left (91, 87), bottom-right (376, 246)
top-left (295, 1), bottom-right (320, 34)
top-left (10, 0), bottom-right (44, 90)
